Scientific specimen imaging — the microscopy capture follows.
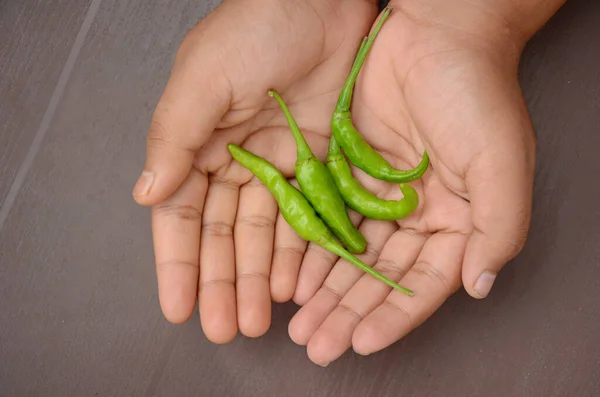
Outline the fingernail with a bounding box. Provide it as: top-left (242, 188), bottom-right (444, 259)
top-left (318, 362), bottom-right (331, 368)
top-left (133, 171), bottom-right (154, 197)
top-left (474, 270), bottom-right (496, 298)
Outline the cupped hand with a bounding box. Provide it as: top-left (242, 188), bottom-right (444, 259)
top-left (132, 0), bottom-right (379, 343)
top-left (287, 0), bottom-right (537, 365)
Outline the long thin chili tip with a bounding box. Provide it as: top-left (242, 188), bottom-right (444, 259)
top-left (267, 89), bottom-right (314, 162)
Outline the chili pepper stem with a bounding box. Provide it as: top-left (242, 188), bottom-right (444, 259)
top-left (336, 7), bottom-right (392, 112)
top-left (268, 90), bottom-right (314, 163)
top-left (323, 239), bottom-right (414, 296)
top-left (351, 36), bottom-right (368, 73)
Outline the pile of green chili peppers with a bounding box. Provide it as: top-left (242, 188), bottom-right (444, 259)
top-left (228, 8), bottom-right (429, 296)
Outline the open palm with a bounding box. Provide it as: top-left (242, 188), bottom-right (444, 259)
top-left (133, 0), bottom-right (382, 343)
top-left (286, 5), bottom-right (536, 365)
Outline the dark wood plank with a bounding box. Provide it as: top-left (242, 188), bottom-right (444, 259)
top-left (0, 0), bottom-right (92, 206)
top-left (0, 0), bottom-right (598, 396)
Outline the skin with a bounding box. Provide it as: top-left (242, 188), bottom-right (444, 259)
top-left (228, 143), bottom-right (413, 295)
top-left (331, 7), bottom-right (430, 184)
top-left (268, 90), bottom-right (367, 254)
top-left (132, 0), bottom-right (381, 343)
top-left (288, 0), bottom-right (568, 366)
top-left (132, 0), bottom-right (567, 363)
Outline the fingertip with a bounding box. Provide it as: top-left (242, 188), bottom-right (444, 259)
top-left (469, 270), bottom-right (498, 299)
top-left (204, 322), bottom-right (238, 345)
top-left (461, 230), bottom-right (511, 299)
top-left (238, 313), bottom-right (271, 339)
top-left (237, 291), bottom-right (272, 338)
top-left (241, 325), bottom-right (271, 340)
top-left (292, 285), bottom-right (315, 307)
top-left (133, 152), bottom-right (195, 206)
top-left (236, 281), bottom-right (273, 339)
top-left (199, 285), bottom-right (239, 344)
top-left (162, 309), bottom-right (194, 325)
top-left (351, 319), bottom-right (383, 356)
top-left (306, 331), bottom-right (336, 367)
top-left (159, 289), bottom-right (197, 325)
top-left (287, 310), bottom-right (312, 346)
top-left (270, 275), bottom-right (296, 303)
top-left (157, 264), bottom-right (199, 325)
top-left (206, 322), bottom-right (239, 345)
top-left (132, 171), bottom-right (154, 201)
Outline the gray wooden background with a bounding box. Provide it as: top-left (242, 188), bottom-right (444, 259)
top-left (1, 0), bottom-right (599, 396)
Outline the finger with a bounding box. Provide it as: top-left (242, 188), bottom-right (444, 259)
top-left (198, 176), bottom-right (239, 344)
top-left (132, 32), bottom-right (231, 206)
top-left (462, 132), bottom-right (535, 299)
top-left (352, 232), bottom-right (466, 355)
top-left (304, 229), bottom-right (425, 366)
top-left (288, 218), bottom-right (395, 347)
top-left (270, 209), bottom-right (308, 303)
top-left (234, 177), bottom-right (278, 338)
top-left (292, 210), bottom-right (365, 305)
top-left (152, 168), bottom-right (207, 324)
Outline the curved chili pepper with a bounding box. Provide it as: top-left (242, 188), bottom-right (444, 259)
top-left (227, 143), bottom-right (413, 296)
top-left (331, 7), bottom-right (430, 183)
top-left (268, 89), bottom-right (367, 255)
top-left (326, 135), bottom-right (419, 220)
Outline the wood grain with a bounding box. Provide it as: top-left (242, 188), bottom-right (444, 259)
top-left (0, 0), bottom-right (599, 396)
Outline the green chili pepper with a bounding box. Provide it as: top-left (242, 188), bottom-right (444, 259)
top-left (331, 7), bottom-right (430, 184)
top-left (268, 89), bottom-right (367, 255)
top-left (326, 135), bottom-right (419, 220)
top-left (227, 143), bottom-right (413, 296)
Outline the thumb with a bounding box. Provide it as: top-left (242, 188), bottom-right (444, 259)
top-left (132, 35), bottom-right (230, 206)
top-left (461, 131), bottom-right (536, 299)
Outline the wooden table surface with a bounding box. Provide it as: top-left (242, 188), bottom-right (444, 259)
top-left (1, 1), bottom-right (599, 396)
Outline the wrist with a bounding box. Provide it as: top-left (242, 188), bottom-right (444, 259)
top-left (388, 0), bottom-right (567, 52)
top-left (480, 0), bottom-right (567, 42)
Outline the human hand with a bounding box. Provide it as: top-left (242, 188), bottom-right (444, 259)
top-left (287, 0), bottom-right (565, 365)
top-left (132, 0), bottom-right (381, 343)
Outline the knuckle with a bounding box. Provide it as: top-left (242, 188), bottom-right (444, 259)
top-left (373, 258), bottom-right (406, 279)
top-left (147, 116), bottom-right (172, 149)
top-left (200, 276), bottom-right (234, 288)
top-left (506, 215), bottom-right (531, 256)
top-left (483, 218), bottom-right (531, 261)
top-left (305, 244), bottom-right (335, 263)
top-left (411, 260), bottom-right (454, 295)
top-left (321, 282), bottom-right (343, 301)
top-left (236, 271), bottom-right (269, 283)
top-left (156, 259), bottom-right (197, 273)
top-left (236, 215), bottom-right (275, 229)
top-left (500, 231), bottom-right (528, 259)
top-left (274, 245), bottom-right (305, 258)
top-left (335, 303), bottom-right (363, 321)
top-left (176, 25), bottom-right (204, 62)
top-left (402, 227), bottom-right (431, 238)
top-left (383, 299), bottom-right (414, 330)
top-left (360, 245), bottom-right (380, 262)
top-left (154, 203), bottom-right (202, 221)
top-left (202, 221), bottom-right (233, 238)
top-left (209, 175), bottom-right (239, 191)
